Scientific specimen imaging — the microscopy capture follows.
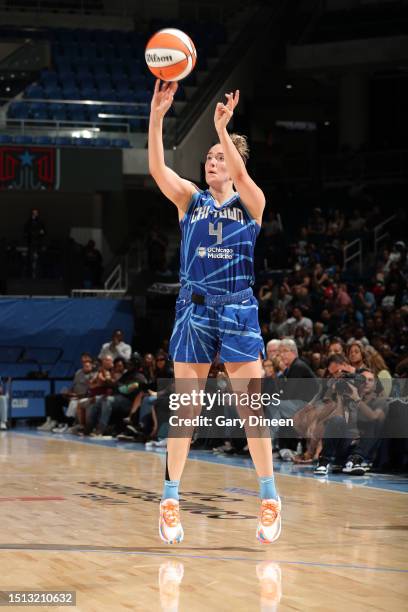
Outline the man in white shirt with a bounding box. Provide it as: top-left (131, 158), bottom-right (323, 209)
top-left (285, 307), bottom-right (313, 337)
top-left (99, 329), bottom-right (131, 361)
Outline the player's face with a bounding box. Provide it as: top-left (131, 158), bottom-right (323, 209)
top-left (205, 144), bottom-right (231, 186)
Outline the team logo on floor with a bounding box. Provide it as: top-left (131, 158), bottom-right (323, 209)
top-left (78, 481), bottom-right (256, 519)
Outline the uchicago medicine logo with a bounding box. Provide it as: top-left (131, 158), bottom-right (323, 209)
top-left (196, 246), bottom-right (234, 260)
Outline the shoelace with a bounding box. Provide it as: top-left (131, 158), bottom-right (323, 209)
top-left (261, 501), bottom-right (279, 526)
top-left (163, 503), bottom-right (180, 528)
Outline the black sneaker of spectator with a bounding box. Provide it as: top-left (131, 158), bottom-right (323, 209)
top-left (314, 458), bottom-right (330, 476)
top-left (342, 455), bottom-right (365, 476)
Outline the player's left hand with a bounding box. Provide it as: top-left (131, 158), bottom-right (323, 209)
top-left (214, 90), bottom-right (239, 132)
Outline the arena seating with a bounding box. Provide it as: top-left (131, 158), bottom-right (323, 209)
top-left (0, 297), bottom-right (134, 378)
top-left (0, 132), bottom-right (130, 147)
top-left (305, 2), bottom-right (408, 44)
top-left (4, 23), bottom-right (226, 141)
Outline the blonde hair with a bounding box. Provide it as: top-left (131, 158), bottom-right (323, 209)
top-left (230, 133), bottom-right (249, 163)
top-left (365, 346), bottom-right (390, 374)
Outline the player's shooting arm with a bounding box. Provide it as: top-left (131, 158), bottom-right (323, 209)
top-left (148, 80), bottom-right (195, 211)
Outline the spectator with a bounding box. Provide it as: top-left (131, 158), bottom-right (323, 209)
top-left (88, 355), bottom-right (147, 438)
top-left (266, 339), bottom-right (281, 360)
top-left (38, 357), bottom-right (95, 433)
top-left (346, 341), bottom-right (368, 370)
top-left (354, 284), bottom-right (376, 318)
top-left (310, 352), bottom-right (326, 377)
top-left (342, 368), bottom-right (388, 475)
top-left (258, 278), bottom-right (278, 316)
top-left (99, 329), bottom-right (132, 361)
top-left (308, 208), bottom-right (326, 237)
top-left (326, 209), bottom-right (345, 237)
top-left (113, 357), bottom-right (127, 380)
top-left (82, 239), bottom-right (103, 288)
top-left (327, 338), bottom-right (344, 356)
top-left (70, 355), bottom-right (116, 436)
top-left (348, 209), bottom-right (366, 232)
top-left (381, 282), bottom-right (401, 312)
top-left (291, 286), bottom-right (312, 315)
top-left (365, 346), bottom-right (393, 397)
top-left (24, 208), bottom-right (46, 278)
top-left (279, 338), bottom-right (318, 400)
top-left (275, 338), bottom-right (319, 456)
top-left (276, 282), bottom-right (293, 311)
top-left (144, 352), bottom-right (174, 448)
top-left (141, 352), bottom-right (156, 386)
top-left (313, 354), bottom-right (359, 475)
top-left (287, 307), bottom-right (313, 337)
top-left (269, 308), bottom-right (288, 338)
top-left (309, 322), bottom-right (329, 349)
top-left (262, 210), bottom-right (282, 238)
top-left (24, 208), bottom-right (46, 248)
top-left (312, 263), bottom-right (329, 290)
top-left (383, 241), bottom-right (406, 274)
top-left (0, 377), bottom-right (10, 430)
top-left (335, 283), bottom-right (352, 312)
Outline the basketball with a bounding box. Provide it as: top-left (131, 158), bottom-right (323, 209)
top-left (145, 28), bottom-right (197, 81)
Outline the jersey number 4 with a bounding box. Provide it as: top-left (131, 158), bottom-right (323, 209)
top-left (209, 222), bottom-right (223, 245)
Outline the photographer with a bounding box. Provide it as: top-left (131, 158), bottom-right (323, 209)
top-left (342, 368), bottom-right (388, 475)
top-left (314, 354), bottom-right (361, 476)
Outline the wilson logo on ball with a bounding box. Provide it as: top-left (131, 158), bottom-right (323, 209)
top-left (145, 52), bottom-right (174, 65)
top-left (145, 28), bottom-right (197, 82)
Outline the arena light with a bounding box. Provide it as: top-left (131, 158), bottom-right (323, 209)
top-left (98, 113), bottom-right (135, 119)
top-left (71, 128), bottom-right (100, 138)
top-left (275, 120), bottom-right (316, 131)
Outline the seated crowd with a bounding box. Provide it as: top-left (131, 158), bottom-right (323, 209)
top-left (37, 329), bottom-right (174, 447)
top-left (34, 317), bottom-right (408, 478)
top-left (34, 221), bottom-right (407, 476)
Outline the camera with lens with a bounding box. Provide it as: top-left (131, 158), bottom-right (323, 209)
top-left (332, 372), bottom-right (367, 398)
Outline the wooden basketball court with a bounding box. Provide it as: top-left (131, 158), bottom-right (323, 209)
top-left (1, 432), bottom-right (407, 611)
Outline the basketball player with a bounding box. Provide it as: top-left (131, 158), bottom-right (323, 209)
top-left (148, 79), bottom-right (281, 544)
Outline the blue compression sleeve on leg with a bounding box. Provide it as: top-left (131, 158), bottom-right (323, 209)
top-left (163, 480), bottom-right (180, 501)
top-left (259, 476), bottom-right (278, 500)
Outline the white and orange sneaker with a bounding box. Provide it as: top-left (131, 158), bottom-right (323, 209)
top-left (256, 497), bottom-right (282, 544)
top-left (159, 499), bottom-right (184, 544)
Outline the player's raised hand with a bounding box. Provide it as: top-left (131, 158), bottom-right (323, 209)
top-left (151, 79), bottom-right (178, 118)
top-left (214, 90), bottom-right (239, 133)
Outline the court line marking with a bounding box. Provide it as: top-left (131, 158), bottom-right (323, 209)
top-left (10, 431), bottom-right (408, 495)
top-left (186, 452), bottom-right (408, 495)
top-left (0, 545), bottom-right (407, 574)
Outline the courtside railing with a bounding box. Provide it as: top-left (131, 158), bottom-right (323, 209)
top-left (374, 214), bottom-right (397, 256)
top-left (343, 238), bottom-right (362, 275)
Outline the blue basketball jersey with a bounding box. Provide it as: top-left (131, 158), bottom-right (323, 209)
top-left (179, 189), bottom-right (260, 295)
